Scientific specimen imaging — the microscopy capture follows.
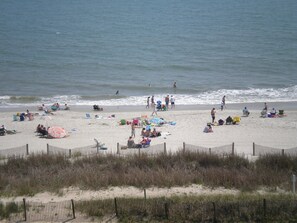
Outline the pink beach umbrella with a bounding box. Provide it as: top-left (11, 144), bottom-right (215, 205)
top-left (47, 126), bottom-right (67, 139)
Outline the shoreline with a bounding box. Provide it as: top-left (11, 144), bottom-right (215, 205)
top-left (1, 101), bottom-right (297, 113)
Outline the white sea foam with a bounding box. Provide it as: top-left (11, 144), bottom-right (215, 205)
top-left (0, 86), bottom-right (296, 108)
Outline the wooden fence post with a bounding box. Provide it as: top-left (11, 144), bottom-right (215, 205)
top-left (71, 199), bottom-right (76, 219)
top-left (47, 144), bottom-right (49, 155)
top-left (232, 142), bottom-right (235, 155)
top-left (117, 143), bottom-right (120, 154)
top-left (23, 198), bottom-right (27, 222)
top-left (263, 199), bottom-right (266, 221)
top-left (26, 144), bottom-right (29, 155)
top-left (212, 202), bottom-right (216, 223)
top-left (114, 198), bottom-right (118, 217)
top-left (164, 202), bottom-right (169, 219)
top-left (253, 142), bottom-right (255, 156)
top-left (209, 148), bottom-right (212, 155)
top-left (183, 142), bottom-right (186, 152)
top-left (282, 149), bottom-right (285, 156)
top-left (144, 188), bottom-right (147, 215)
top-left (164, 142), bottom-right (167, 154)
top-left (69, 149), bottom-right (72, 158)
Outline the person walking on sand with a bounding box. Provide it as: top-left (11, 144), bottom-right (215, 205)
top-left (151, 103), bottom-right (158, 116)
top-left (211, 108), bottom-right (216, 123)
top-left (146, 96), bottom-right (150, 109)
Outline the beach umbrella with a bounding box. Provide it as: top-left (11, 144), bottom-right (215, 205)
top-left (47, 126), bottom-right (67, 139)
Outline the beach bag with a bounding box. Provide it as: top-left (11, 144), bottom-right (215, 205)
top-left (218, 119), bottom-right (224, 125)
top-left (233, 116), bottom-right (241, 123)
top-left (226, 116), bottom-right (233, 125)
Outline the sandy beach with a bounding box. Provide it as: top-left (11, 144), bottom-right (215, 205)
top-left (0, 102), bottom-right (297, 207)
top-left (1, 102), bottom-right (297, 156)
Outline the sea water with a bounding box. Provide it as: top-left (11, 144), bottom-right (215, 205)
top-left (0, 0), bottom-right (297, 107)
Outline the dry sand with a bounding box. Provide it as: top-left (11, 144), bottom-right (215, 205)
top-left (1, 103), bottom-right (297, 155)
top-left (1, 103), bottom-right (297, 203)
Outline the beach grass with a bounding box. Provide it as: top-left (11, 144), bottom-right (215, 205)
top-left (75, 194), bottom-right (297, 222)
top-left (0, 152), bottom-right (296, 196)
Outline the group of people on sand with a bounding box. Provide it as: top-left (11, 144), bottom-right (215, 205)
top-left (13, 110), bottom-right (34, 121)
top-left (36, 124), bottom-right (49, 136)
top-left (205, 100), bottom-right (283, 133)
top-left (38, 103), bottom-right (70, 113)
top-left (127, 136), bottom-right (151, 148)
top-left (147, 95), bottom-right (176, 117)
top-left (127, 118), bottom-right (162, 148)
top-left (141, 126), bottom-right (161, 138)
top-left (261, 103), bottom-right (280, 118)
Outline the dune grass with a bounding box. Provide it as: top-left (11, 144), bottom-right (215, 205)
top-left (75, 194), bottom-right (297, 222)
top-left (0, 152), bottom-right (296, 196)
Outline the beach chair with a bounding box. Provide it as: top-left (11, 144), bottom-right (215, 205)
top-left (0, 128), bottom-right (6, 136)
top-left (94, 138), bottom-right (108, 150)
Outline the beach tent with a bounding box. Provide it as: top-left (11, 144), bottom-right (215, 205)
top-left (48, 126), bottom-right (68, 139)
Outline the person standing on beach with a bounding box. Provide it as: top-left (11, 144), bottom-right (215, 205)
top-left (170, 95), bottom-right (175, 109)
top-left (221, 95), bottom-right (226, 111)
top-left (151, 95), bottom-right (155, 107)
top-left (165, 95), bottom-right (170, 110)
top-left (211, 108), bottom-right (216, 123)
top-left (146, 96), bottom-right (150, 109)
top-left (131, 123), bottom-right (138, 138)
top-left (264, 102), bottom-right (268, 111)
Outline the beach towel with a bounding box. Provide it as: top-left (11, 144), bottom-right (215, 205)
top-left (150, 117), bottom-right (165, 125)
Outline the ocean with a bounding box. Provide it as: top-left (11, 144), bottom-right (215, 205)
top-left (0, 0), bottom-right (297, 108)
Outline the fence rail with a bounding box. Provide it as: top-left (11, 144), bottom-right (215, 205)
top-left (3, 197), bottom-right (297, 222)
top-left (1, 142), bottom-right (297, 160)
top-left (0, 199), bottom-right (74, 222)
top-left (0, 144), bottom-right (28, 159)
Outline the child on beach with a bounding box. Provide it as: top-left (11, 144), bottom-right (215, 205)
top-left (170, 95), bottom-right (175, 109)
top-left (211, 108), bottom-right (216, 123)
top-left (203, 123), bottom-right (213, 133)
top-left (243, 107), bottom-right (250, 116)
